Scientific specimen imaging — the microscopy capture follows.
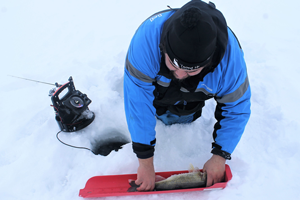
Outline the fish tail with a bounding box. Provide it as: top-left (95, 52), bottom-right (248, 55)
top-left (189, 164), bottom-right (200, 172)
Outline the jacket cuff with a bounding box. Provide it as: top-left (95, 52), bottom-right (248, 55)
top-left (211, 148), bottom-right (231, 160)
top-left (132, 142), bottom-right (155, 159)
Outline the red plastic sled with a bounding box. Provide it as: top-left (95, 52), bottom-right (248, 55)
top-left (79, 164), bottom-right (232, 198)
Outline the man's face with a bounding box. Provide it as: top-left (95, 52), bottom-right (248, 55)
top-left (164, 53), bottom-right (204, 80)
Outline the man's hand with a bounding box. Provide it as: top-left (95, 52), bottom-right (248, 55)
top-left (203, 154), bottom-right (226, 187)
top-left (135, 157), bottom-right (156, 191)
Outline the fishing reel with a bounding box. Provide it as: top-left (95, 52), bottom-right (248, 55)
top-left (49, 76), bottom-right (95, 132)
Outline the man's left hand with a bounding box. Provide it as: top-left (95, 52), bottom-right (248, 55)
top-left (203, 154), bottom-right (226, 187)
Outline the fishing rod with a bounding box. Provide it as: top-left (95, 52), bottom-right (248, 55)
top-left (8, 75), bottom-right (60, 86)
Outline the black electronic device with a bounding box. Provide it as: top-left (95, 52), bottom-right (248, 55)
top-left (49, 76), bottom-right (95, 132)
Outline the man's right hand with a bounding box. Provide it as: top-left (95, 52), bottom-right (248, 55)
top-left (135, 157), bottom-right (155, 191)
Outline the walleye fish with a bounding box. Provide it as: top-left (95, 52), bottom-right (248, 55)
top-left (127, 165), bottom-right (207, 192)
top-left (155, 170), bottom-right (207, 190)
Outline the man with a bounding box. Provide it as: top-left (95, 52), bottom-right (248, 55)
top-left (124, 0), bottom-right (251, 191)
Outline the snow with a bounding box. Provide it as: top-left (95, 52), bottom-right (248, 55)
top-left (0, 0), bottom-right (299, 199)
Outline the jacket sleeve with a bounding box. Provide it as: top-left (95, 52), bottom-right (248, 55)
top-left (123, 17), bottom-right (162, 159)
top-left (124, 60), bottom-right (157, 158)
top-left (212, 29), bottom-right (251, 160)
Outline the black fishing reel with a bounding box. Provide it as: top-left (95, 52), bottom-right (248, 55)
top-left (49, 76), bottom-right (95, 132)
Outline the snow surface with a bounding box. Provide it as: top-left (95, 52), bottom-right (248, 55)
top-left (1, 0), bottom-right (300, 199)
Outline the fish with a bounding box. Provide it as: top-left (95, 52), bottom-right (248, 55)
top-left (127, 164), bottom-right (207, 192)
top-left (154, 171), bottom-right (207, 190)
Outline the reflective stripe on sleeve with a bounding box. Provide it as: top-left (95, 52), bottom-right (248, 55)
top-left (125, 56), bottom-right (155, 83)
top-left (216, 75), bottom-right (249, 103)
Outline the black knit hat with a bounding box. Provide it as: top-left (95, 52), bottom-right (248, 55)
top-left (161, 0), bottom-right (227, 70)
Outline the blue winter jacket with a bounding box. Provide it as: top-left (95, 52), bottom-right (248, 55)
top-left (124, 10), bottom-right (251, 159)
